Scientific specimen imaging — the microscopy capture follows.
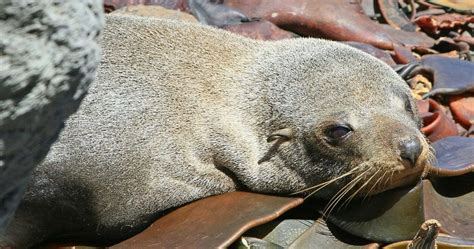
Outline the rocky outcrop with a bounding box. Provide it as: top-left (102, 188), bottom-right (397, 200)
top-left (0, 0), bottom-right (103, 232)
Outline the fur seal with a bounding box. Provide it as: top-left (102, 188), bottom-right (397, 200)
top-left (1, 14), bottom-right (432, 247)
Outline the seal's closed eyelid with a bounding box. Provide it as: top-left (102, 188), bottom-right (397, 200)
top-left (396, 91), bottom-right (414, 114)
top-left (401, 95), bottom-right (423, 128)
top-left (403, 96), bottom-right (417, 116)
top-left (404, 98), bottom-right (413, 112)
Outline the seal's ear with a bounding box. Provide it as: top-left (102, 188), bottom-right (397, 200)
top-left (259, 128), bottom-right (294, 164)
top-left (267, 128), bottom-right (294, 143)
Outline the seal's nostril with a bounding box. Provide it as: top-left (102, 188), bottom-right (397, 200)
top-left (400, 137), bottom-right (422, 166)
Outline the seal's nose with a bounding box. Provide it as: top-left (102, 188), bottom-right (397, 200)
top-left (399, 137), bottom-right (422, 166)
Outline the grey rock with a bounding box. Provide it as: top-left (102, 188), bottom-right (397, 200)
top-left (0, 0), bottom-right (103, 232)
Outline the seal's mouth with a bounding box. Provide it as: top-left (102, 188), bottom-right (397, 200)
top-left (312, 159), bottom-right (428, 219)
top-left (364, 165), bottom-right (425, 195)
top-left (355, 137), bottom-right (433, 196)
top-left (293, 139), bottom-right (432, 200)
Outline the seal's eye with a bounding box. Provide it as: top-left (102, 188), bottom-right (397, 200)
top-left (325, 124), bottom-right (352, 143)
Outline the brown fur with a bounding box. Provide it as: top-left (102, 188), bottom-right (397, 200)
top-left (1, 15), bottom-right (431, 247)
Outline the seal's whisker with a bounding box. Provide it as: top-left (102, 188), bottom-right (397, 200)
top-left (302, 181), bottom-right (337, 200)
top-left (383, 168), bottom-right (394, 186)
top-left (362, 170), bottom-right (387, 203)
top-left (323, 175), bottom-right (364, 219)
top-left (388, 170), bottom-right (396, 186)
top-left (296, 166), bottom-right (361, 195)
top-left (302, 165), bottom-right (364, 201)
top-left (322, 171), bottom-right (365, 218)
top-left (424, 146), bottom-right (437, 177)
top-left (428, 143), bottom-right (436, 161)
top-left (341, 168), bottom-right (380, 209)
top-left (293, 166), bottom-right (360, 196)
top-left (321, 180), bottom-right (355, 217)
top-left (330, 172), bottom-right (366, 212)
top-left (378, 168), bottom-right (397, 194)
top-left (302, 171), bottom-right (356, 200)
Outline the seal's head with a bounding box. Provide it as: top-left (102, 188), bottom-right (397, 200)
top-left (251, 39), bottom-right (432, 199)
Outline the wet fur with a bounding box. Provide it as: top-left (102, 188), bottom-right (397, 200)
top-left (1, 15), bottom-right (429, 247)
